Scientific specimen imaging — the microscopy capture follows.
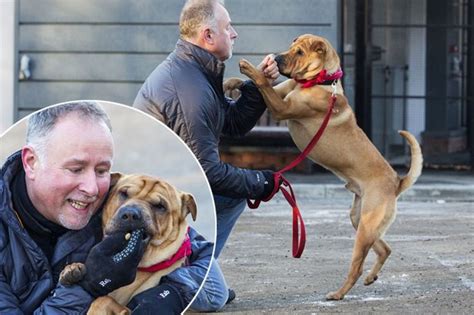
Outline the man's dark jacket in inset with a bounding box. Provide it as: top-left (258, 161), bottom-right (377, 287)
top-left (0, 151), bottom-right (101, 314)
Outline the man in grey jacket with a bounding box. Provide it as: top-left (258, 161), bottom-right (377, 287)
top-left (134, 0), bottom-right (279, 307)
top-left (134, 0), bottom-right (278, 255)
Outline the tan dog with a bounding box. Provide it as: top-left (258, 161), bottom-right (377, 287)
top-left (225, 34), bottom-right (423, 300)
top-left (60, 173), bottom-right (197, 314)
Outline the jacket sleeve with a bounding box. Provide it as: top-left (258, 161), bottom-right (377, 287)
top-left (0, 274), bottom-right (24, 315)
top-left (0, 226), bottom-right (93, 314)
top-left (32, 285), bottom-right (94, 315)
top-left (183, 93), bottom-right (267, 199)
top-left (222, 80), bottom-right (267, 137)
top-left (134, 78), bottom-right (267, 199)
top-left (156, 228), bottom-right (214, 305)
top-left (0, 263), bottom-right (93, 315)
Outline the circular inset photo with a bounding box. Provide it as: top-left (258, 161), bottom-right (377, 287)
top-left (0, 100), bottom-right (217, 314)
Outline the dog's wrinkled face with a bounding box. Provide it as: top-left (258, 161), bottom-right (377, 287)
top-left (275, 34), bottom-right (340, 81)
top-left (102, 173), bottom-right (197, 247)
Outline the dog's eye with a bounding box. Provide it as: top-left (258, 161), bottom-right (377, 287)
top-left (152, 203), bottom-right (167, 212)
top-left (119, 190), bottom-right (128, 200)
top-left (296, 48), bottom-right (304, 56)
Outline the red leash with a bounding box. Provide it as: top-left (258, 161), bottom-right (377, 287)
top-left (247, 83), bottom-right (338, 258)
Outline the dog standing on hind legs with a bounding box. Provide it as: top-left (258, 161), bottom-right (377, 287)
top-left (224, 34), bottom-right (423, 300)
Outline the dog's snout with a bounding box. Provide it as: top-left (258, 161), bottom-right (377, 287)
top-left (274, 54), bottom-right (290, 77)
top-left (275, 54), bottom-right (284, 66)
top-left (118, 206), bottom-right (143, 223)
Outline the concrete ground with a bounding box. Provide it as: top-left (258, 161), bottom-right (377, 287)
top-left (214, 170), bottom-right (474, 314)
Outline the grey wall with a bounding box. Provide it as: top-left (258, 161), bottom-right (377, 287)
top-left (16, 0), bottom-right (340, 118)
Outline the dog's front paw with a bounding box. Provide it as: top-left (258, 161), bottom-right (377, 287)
top-left (239, 59), bottom-right (266, 85)
top-left (239, 59), bottom-right (255, 76)
top-left (223, 77), bottom-right (244, 99)
top-left (59, 262), bottom-right (87, 286)
top-left (326, 291), bottom-right (345, 301)
top-left (223, 77), bottom-right (244, 90)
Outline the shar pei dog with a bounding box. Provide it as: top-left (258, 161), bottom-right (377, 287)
top-left (224, 34), bottom-right (423, 300)
top-left (60, 173), bottom-right (197, 314)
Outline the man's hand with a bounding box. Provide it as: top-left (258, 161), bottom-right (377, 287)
top-left (257, 54), bottom-right (280, 85)
top-left (127, 283), bottom-right (184, 314)
top-left (79, 230), bottom-right (146, 297)
top-left (260, 170), bottom-right (277, 200)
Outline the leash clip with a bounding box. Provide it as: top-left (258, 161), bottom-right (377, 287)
top-left (331, 80), bottom-right (337, 96)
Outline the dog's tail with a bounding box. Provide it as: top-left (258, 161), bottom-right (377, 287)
top-left (397, 130), bottom-right (423, 195)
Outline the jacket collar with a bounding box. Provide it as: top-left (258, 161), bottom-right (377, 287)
top-left (175, 39), bottom-right (225, 80)
top-left (0, 150), bottom-right (22, 183)
top-left (0, 151), bottom-right (23, 222)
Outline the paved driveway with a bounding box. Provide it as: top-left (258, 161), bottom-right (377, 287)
top-left (217, 197), bottom-right (474, 314)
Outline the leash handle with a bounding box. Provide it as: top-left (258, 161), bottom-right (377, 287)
top-left (279, 176), bottom-right (306, 258)
top-left (248, 174), bottom-right (306, 258)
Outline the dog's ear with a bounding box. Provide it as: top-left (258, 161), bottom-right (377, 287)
top-left (322, 39), bottom-right (340, 71)
top-left (314, 41), bottom-right (326, 55)
top-left (110, 172), bottom-right (123, 188)
top-left (312, 39), bottom-right (340, 71)
top-left (181, 193), bottom-right (197, 221)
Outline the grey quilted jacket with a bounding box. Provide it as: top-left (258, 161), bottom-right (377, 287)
top-left (134, 39), bottom-right (268, 199)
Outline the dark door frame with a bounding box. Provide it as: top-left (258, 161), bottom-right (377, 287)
top-left (469, 0), bottom-right (474, 170)
top-left (353, 0), bottom-right (474, 170)
top-left (354, 0), bottom-right (372, 138)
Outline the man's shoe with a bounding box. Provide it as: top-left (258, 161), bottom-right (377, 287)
top-left (226, 289), bottom-right (236, 304)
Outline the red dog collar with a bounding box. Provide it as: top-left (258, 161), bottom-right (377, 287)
top-left (295, 68), bottom-right (343, 88)
top-left (137, 230), bottom-right (191, 273)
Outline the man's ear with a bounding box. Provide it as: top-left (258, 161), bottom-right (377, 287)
top-left (203, 28), bottom-right (214, 45)
top-left (21, 146), bottom-right (39, 180)
top-left (181, 193), bottom-right (197, 221)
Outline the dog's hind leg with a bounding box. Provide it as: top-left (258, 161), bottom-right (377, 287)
top-left (364, 199), bottom-right (396, 285)
top-left (349, 192), bottom-right (393, 286)
top-left (364, 238), bottom-right (391, 285)
top-left (347, 182), bottom-right (362, 230)
top-left (349, 195), bottom-right (361, 230)
top-left (326, 224), bottom-right (374, 300)
top-left (327, 197), bottom-right (391, 300)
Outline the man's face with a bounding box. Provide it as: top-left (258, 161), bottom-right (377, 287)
top-left (23, 113), bottom-right (114, 230)
top-left (210, 4), bottom-right (238, 61)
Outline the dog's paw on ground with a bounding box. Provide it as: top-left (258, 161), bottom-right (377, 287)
top-left (326, 291), bottom-right (344, 301)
